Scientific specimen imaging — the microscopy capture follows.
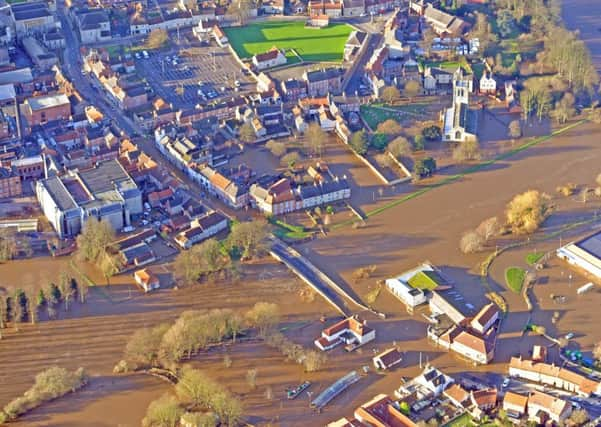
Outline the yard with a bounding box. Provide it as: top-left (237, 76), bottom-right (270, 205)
top-left (360, 104), bottom-right (429, 129)
top-left (224, 21), bottom-right (353, 63)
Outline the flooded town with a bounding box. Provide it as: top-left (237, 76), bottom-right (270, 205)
top-left (0, 0), bottom-right (600, 426)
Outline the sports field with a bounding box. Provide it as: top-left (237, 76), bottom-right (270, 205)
top-left (224, 21), bottom-right (353, 63)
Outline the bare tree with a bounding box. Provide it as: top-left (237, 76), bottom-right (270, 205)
top-left (508, 120), bottom-right (522, 139)
top-left (403, 80), bottom-right (421, 100)
top-left (303, 350), bottom-right (327, 372)
top-left (381, 86), bottom-right (400, 104)
top-left (387, 136), bottom-right (411, 158)
top-left (265, 139), bottom-right (286, 157)
top-left (460, 230), bottom-right (485, 254)
top-left (245, 302), bottom-right (280, 336)
top-left (476, 217), bottom-right (500, 241)
top-left (246, 368), bottom-right (258, 390)
top-left (142, 393), bottom-right (183, 427)
top-left (453, 139), bottom-right (481, 162)
top-left (506, 190), bottom-right (550, 234)
top-left (305, 122), bottom-right (326, 157)
top-left (227, 220), bottom-right (269, 260)
top-left (146, 29), bottom-right (169, 50)
top-left (376, 119), bottom-right (402, 135)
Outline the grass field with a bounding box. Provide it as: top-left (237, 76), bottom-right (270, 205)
top-left (360, 104), bottom-right (429, 129)
top-left (505, 267), bottom-right (526, 293)
top-left (224, 21), bottom-right (353, 63)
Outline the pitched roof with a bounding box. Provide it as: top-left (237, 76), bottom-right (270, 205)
top-left (503, 391), bottom-right (528, 411)
top-left (443, 383), bottom-right (469, 405)
top-left (374, 348), bottom-right (403, 369)
top-left (323, 316), bottom-right (373, 338)
top-left (528, 391), bottom-right (570, 418)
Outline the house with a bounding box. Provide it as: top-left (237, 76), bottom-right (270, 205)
top-left (441, 69), bottom-right (477, 142)
top-left (252, 47), bottom-right (287, 70)
top-left (556, 230), bottom-right (601, 279)
top-left (527, 391), bottom-right (572, 424)
top-left (23, 93), bottom-right (71, 128)
top-left (423, 67), bottom-right (453, 92)
top-left (174, 211), bottom-right (229, 249)
top-left (423, 4), bottom-right (468, 37)
top-left (396, 365), bottom-right (454, 399)
top-left (508, 356), bottom-right (601, 397)
top-left (307, 14), bottom-right (329, 28)
top-left (303, 67), bottom-right (344, 97)
top-left (444, 383), bottom-right (470, 408)
top-left (12, 156), bottom-right (44, 180)
top-left (503, 391), bottom-right (528, 418)
top-left (342, 0), bottom-right (365, 17)
top-left (479, 72), bottom-right (496, 95)
top-left (10, 1), bottom-right (57, 37)
top-left (212, 25), bottom-right (228, 47)
top-left (256, 72), bottom-right (275, 93)
top-left (0, 168), bottom-right (22, 199)
top-left (134, 268), bottom-right (160, 292)
top-left (344, 30), bottom-right (367, 61)
top-left (309, 0), bottom-right (343, 17)
top-left (261, 0), bottom-right (284, 14)
top-left (373, 348), bottom-right (403, 370)
top-left (76, 9), bottom-right (111, 44)
top-left (281, 78), bottom-right (307, 102)
top-left (249, 178), bottom-right (300, 215)
top-left (429, 289), bottom-right (467, 325)
top-left (315, 316), bottom-right (375, 351)
top-left (354, 394), bottom-right (418, 427)
top-left (469, 303), bottom-right (499, 335)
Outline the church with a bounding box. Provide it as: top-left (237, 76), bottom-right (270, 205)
top-left (442, 68), bottom-right (478, 143)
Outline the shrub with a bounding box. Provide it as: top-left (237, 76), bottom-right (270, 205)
top-left (352, 265), bottom-right (377, 281)
top-left (370, 133), bottom-right (389, 151)
top-left (422, 126), bottom-right (441, 141)
top-left (387, 136), bottom-right (411, 158)
top-left (376, 119), bottom-right (402, 135)
top-left (414, 157), bottom-right (436, 178)
top-left (142, 393), bottom-right (183, 427)
top-left (453, 139), bottom-right (481, 163)
top-left (413, 134), bottom-right (425, 151)
top-left (556, 183), bottom-right (577, 197)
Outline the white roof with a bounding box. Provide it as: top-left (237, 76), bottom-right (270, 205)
top-left (0, 84), bottom-right (15, 101)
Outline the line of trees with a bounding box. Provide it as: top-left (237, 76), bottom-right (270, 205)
top-left (263, 331), bottom-right (327, 373)
top-left (120, 302), bottom-right (280, 371)
top-left (0, 366), bottom-right (88, 423)
top-left (0, 273), bottom-right (87, 338)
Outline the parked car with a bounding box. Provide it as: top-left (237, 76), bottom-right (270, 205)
top-left (502, 377), bottom-right (510, 388)
top-left (565, 332), bottom-right (575, 340)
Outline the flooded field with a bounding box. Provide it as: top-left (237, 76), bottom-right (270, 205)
top-left (563, 0), bottom-right (601, 72)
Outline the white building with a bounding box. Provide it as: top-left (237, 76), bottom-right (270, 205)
top-left (479, 72), bottom-right (496, 94)
top-left (252, 48), bottom-right (287, 70)
top-left (395, 365), bottom-right (454, 399)
top-left (315, 316), bottom-right (375, 351)
top-left (442, 68), bottom-right (477, 142)
top-left (556, 231), bottom-right (601, 279)
top-left (385, 263), bottom-right (438, 309)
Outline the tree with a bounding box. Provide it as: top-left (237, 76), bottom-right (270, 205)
top-left (0, 229), bottom-right (16, 262)
top-left (76, 219), bottom-right (116, 266)
top-left (387, 136), bottom-right (411, 158)
top-left (246, 302), bottom-right (280, 336)
top-left (227, 0), bottom-right (255, 25)
top-left (239, 122), bottom-right (255, 143)
top-left (508, 120), bottom-right (522, 139)
top-left (99, 252), bottom-right (123, 287)
top-left (568, 409), bottom-right (589, 425)
top-left (413, 134), bottom-right (425, 151)
top-left (265, 139), bottom-right (286, 157)
top-left (246, 368), bottom-right (258, 390)
top-left (476, 217), bottom-right (500, 241)
top-left (124, 323), bottom-right (170, 368)
top-left (280, 152), bottom-right (300, 171)
top-left (496, 9), bottom-right (517, 38)
top-left (303, 350), bottom-right (327, 372)
top-left (505, 190), bottom-right (550, 234)
top-left (590, 108), bottom-right (601, 124)
top-left (552, 92), bottom-right (576, 124)
top-left (212, 392), bottom-right (243, 427)
top-left (420, 26), bottom-right (437, 58)
top-left (403, 80), bottom-right (421, 100)
top-left (414, 157), bottom-right (436, 178)
top-left (593, 340), bottom-right (601, 361)
top-left (375, 153), bottom-right (394, 169)
top-left (453, 139), bottom-right (481, 163)
top-left (376, 119), bottom-right (402, 135)
top-left (460, 230), bottom-right (485, 254)
top-left (175, 366), bottom-right (212, 409)
top-left (349, 130), bottom-right (368, 155)
top-left (472, 12), bottom-right (497, 55)
top-left (422, 126), bottom-right (441, 141)
top-left (305, 122), bottom-right (326, 157)
top-left (146, 29), bottom-right (169, 50)
top-left (381, 86), bottom-right (400, 104)
top-left (227, 220), bottom-right (269, 260)
top-left (142, 394), bottom-right (183, 427)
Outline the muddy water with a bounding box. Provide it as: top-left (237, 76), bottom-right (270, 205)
top-left (562, 0), bottom-right (601, 73)
top-left (0, 256), bottom-right (132, 293)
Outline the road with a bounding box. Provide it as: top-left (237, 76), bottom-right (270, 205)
top-left (270, 239), bottom-right (353, 316)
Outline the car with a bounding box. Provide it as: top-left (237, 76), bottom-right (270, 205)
top-left (565, 332), bottom-right (575, 340)
top-left (135, 52), bottom-right (141, 59)
top-left (81, 70), bottom-right (87, 76)
top-left (502, 377), bottom-right (510, 388)
top-left (234, 80), bottom-right (241, 88)
top-left (165, 55), bottom-right (171, 61)
top-left (142, 50), bottom-right (149, 59)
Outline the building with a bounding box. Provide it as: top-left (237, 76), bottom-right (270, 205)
top-left (10, 1), bottom-right (57, 37)
top-left (12, 155), bottom-right (44, 179)
top-left (556, 230), bottom-right (601, 279)
top-left (502, 391), bottom-right (528, 418)
top-left (396, 365), bottom-right (454, 399)
top-left (385, 263), bottom-right (444, 309)
top-left (303, 67), bottom-right (344, 97)
top-left (134, 268), bottom-right (160, 292)
top-left (442, 69), bottom-right (477, 142)
top-left (469, 302), bottom-right (499, 335)
top-left (174, 211), bottom-right (228, 249)
top-left (23, 93), bottom-right (71, 127)
top-left (429, 289), bottom-right (467, 325)
top-left (252, 47), bottom-right (287, 70)
top-left (479, 72), bottom-right (496, 95)
top-left (0, 168), bottom-right (22, 198)
top-left (281, 78), bottom-right (307, 102)
top-left (22, 36), bottom-right (58, 70)
top-left (354, 394), bottom-right (418, 427)
top-left (527, 391), bottom-right (572, 424)
top-left (423, 4), bottom-right (468, 37)
top-left (342, 0), bottom-right (365, 17)
top-left (315, 316), bottom-right (375, 351)
top-left (373, 348), bottom-right (403, 370)
top-left (212, 25), bottom-right (228, 47)
top-left (36, 159), bottom-right (142, 238)
top-left (76, 9), bottom-right (111, 44)
top-left (509, 356), bottom-right (601, 397)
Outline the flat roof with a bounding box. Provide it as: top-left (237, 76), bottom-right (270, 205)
top-left (0, 84), bottom-right (15, 101)
top-left (27, 93), bottom-right (70, 111)
top-left (576, 231), bottom-right (601, 259)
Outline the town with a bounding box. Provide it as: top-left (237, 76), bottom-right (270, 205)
top-left (0, 0), bottom-right (599, 425)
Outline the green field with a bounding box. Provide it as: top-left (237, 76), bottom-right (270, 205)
top-left (224, 21), bottom-right (353, 63)
top-left (505, 267), bottom-right (526, 293)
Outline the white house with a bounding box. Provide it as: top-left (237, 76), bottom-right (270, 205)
top-left (479, 71), bottom-right (496, 94)
top-left (252, 48), bottom-right (287, 70)
top-left (385, 263), bottom-right (438, 309)
top-left (396, 365), bottom-right (454, 399)
top-left (134, 269), bottom-right (160, 292)
top-left (315, 316), bottom-right (375, 351)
